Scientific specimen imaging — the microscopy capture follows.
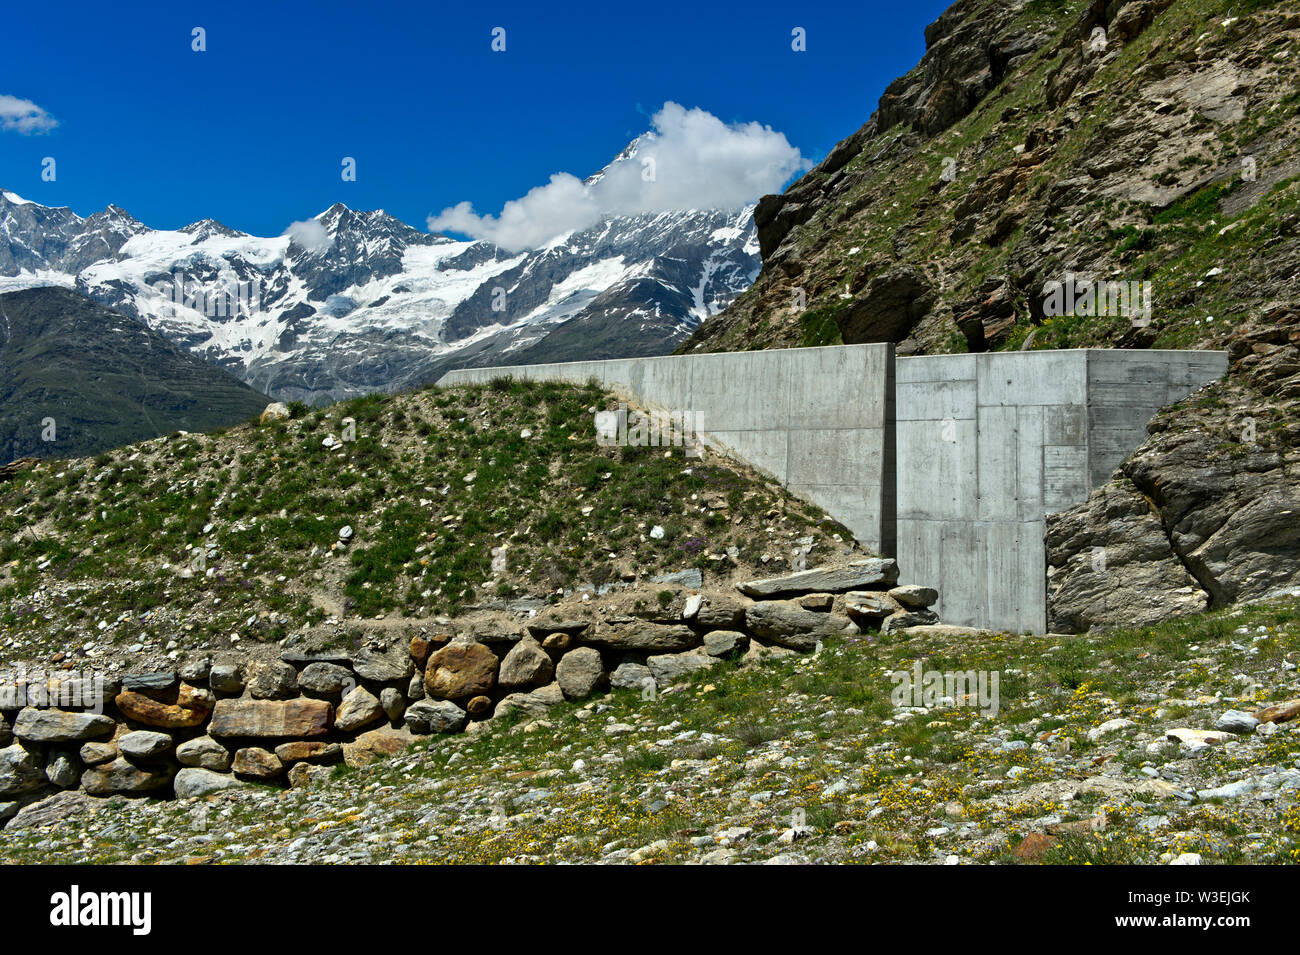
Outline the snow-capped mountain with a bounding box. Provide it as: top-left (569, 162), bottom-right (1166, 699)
top-left (0, 174), bottom-right (759, 403)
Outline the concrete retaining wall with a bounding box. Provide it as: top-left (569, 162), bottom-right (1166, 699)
top-left (895, 350), bottom-right (1228, 632)
top-left (439, 346), bottom-right (1227, 633)
top-left (439, 345), bottom-right (896, 553)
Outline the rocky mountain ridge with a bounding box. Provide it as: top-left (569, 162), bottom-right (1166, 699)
top-left (0, 177), bottom-right (758, 405)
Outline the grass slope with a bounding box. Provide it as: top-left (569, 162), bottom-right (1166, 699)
top-left (0, 378), bottom-right (853, 664)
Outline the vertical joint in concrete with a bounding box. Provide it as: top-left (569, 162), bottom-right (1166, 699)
top-left (880, 343), bottom-right (897, 559)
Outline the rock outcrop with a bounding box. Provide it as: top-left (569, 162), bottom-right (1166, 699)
top-left (1048, 314), bottom-right (1300, 629)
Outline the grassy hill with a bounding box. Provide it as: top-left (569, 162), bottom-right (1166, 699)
top-left (0, 377), bottom-right (854, 665)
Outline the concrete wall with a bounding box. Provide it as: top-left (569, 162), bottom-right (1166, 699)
top-left (438, 345), bottom-right (896, 552)
top-left (895, 350), bottom-right (1228, 632)
top-left (439, 346), bottom-right (1227, 633)
top-left (1084, 350), bottom-right (1231, 488)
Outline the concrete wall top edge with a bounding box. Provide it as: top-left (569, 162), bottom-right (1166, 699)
top-left (437, 342), bottom-right (896, 385)
top-left (441, 347), bottom-right (1229, 386)
top-left (897, 347), bottom-right (1227, 354)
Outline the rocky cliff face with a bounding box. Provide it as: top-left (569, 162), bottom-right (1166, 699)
top-left (1047, 307), bottom-right (1300, 630)
top-left (681, 0), bottom-right (1300, 629)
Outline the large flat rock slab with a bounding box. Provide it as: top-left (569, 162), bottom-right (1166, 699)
top-left (11, 708), bottom-right (115, 743)
top-left (584, 620), bottom-right (699, 652)
top-left (208, 698), bottom-right (333, 738)
top-left (738, 559), bottom-right (899, 598)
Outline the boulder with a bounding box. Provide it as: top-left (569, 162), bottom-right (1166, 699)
top-left (122, 672), bottom-right (177, 691)
top-left (352, 646), bottom-right (414, 682)
top-left (406, 674), bottom-right (425, 702)
top-left (742, 639), bottom-right (796, 665)
top-left (541, 632), bottom-right (572, 652)
top-left (745, 601), bottom-right (851, 650)
top-left (1167, 728), bottom-right (1233, 748)
top-left (114, 683), bottom-right (215, 728)
top-left (610, 663), bottom-right (654, 692)
top-left (11, 708), bottom-right (115, 743)
top-left (4, 790), bottom-right (98, 830)
top-left (380, 687), bottom-right (405, 721)
top-left (466, 695), bottom-right (493, 717)
top-left (29, 675), bottom-right (120, 711)
top-left (179, 657), bottom-right (213, 683)
top-left (585, 620), bottom-right (700, 652)
top-left (526, 619), bottom-right (591, 637)
top-left (695, 595), bottom-right (749, 629)
top-left (425, 640), bottom-right (499, 700)
top-left (118, 731), bottom-right (173, 760)
top-left (209, 662), bottom-right (244, 693)
top-left (0, 743), bottom-right (45, 797)
top-left (499, 635), bottom-right (555, 688)
top-left (409, 635), bottom-right (434, 667)
top-left (404, 700), bottom-right (467, 735)
top-left (335, 687), bottom-right (384, 732)
top-left (493, 683), bottom-right (565, 720)
top-left (844, 591), bottom-right (902, 618)
top-left (342, 726), bottom-right (415, 768)
top-left (208, 698), bottom-right (332, 738)
top-left (176, 736), bottom-right (231, 771)
top-left (555, 647), bottom-right (605, 699)
top-left (174, 768), bottom-right (247, 798)
top-left (246, 661), bottom-right (299, 700)
top-left (296, 662), bottom-right (355, 698)
top-left (1214, 710), bottom-right (1259, 734)
top-left (287, 763), bottom-right (333, 789)
top-left (78, 741), bottom-right (118, 766)
top-left (260, 402), bottom-right (291, 423)
top-left (232, 747), bottom-right (283, 778)
top-left (81, 757), bottom-right (172, 795)
top-left (281, 650), bottom-right (352, 667)
top-left (1256, 699), bottom-right (1300, 725)
top-left (881, 609), bottom-right (940, 633)
top-left (45, 751), bottom-right (80, 788)
top-left (738, 559), bottom-right (899, 598)
top-left (647, 652), bottom-right (718, 688)
top-left (888, 585), bottom-right (939, 609)
top-left (702, 630), bottom-right (748, 657)
top-left (273, 741), bottom-right (342, 764)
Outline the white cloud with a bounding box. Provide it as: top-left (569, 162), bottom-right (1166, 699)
top-left (0, 94), bottom-right (58, 134)
top-left (428, 102), bottom-right (808, 252)
top-left (284, 218), bottom-right (334, 253)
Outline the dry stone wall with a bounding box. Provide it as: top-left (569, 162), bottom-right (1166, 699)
top-left (0, 558), bottom-right (937, 819)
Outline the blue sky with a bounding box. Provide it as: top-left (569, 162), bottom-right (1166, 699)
top-left (0, 0), bottom-right (950, 239)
